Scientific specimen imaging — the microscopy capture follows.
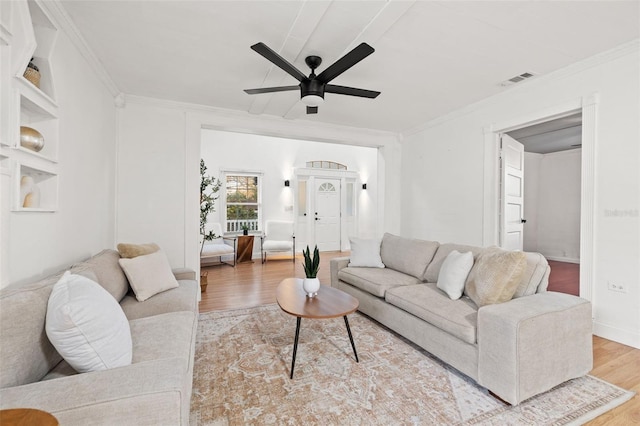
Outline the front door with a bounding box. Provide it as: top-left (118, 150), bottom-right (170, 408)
top-left (314, 178), bottom-right (341, 251)
top-left (500, 135), bottom-right (525, 251)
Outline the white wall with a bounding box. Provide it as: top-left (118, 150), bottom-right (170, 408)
top-left (524, 149), bottom-right (581, 262)
top-left (200, 129), bottom-right (379, 251)
top-left (401, 42), bottom-right (639, 348)
top-left (116, 98), bottom-right (400, 275)
top-left (1, 13), bottom-right (117, 287)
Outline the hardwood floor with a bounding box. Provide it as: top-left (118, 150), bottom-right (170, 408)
top-left (199, 252), bottom-right (639, 424)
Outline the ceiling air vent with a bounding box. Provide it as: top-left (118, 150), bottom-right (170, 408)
top-left (500, 72), bottom-right (536, 86)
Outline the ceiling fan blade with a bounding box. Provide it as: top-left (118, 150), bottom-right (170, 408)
top-left (251, 43), bottom-right (307, 82)
top-left (325, 84), bottom-right (380, 99)
top-left (306, 106), bottom-right (318, 114)
top-left (316, 43), bottom-right (375, 84)
top-left (244, 85), bottom-right (299, 95)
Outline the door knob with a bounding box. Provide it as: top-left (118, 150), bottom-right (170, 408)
top-left (315, 218), bottom-right (319, 221)
top-left (521, 219), bottom-right (527, 224)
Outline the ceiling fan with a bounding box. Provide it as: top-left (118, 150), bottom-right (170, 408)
top-left (244, 42), bottom-right (380, 114)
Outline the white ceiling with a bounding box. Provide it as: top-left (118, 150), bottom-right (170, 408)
top-left (59, 1), bottom-right (640, 134)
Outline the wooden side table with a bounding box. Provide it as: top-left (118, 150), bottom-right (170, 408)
top-left (236, 235), bottom-right (254, 263)
top-left (0, 408), bottom-right (58, 426)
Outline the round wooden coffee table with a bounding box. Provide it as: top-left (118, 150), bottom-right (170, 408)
top-left (276, 278), bottom-right (360, 378)
top-left (0, 408), bottom-right (58, 426)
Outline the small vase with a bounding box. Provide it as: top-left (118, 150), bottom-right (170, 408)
top-left (20, 126), bottom-right (45, 152)
top-left (243, 229), bottom-right (248, 236)
top-left (303, 278), bottom-right (320, 297)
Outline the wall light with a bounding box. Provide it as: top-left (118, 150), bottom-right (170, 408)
top-left (284, 180), bottom-right (290, 187)
top-left (362, 183), bottom-right (367, 190)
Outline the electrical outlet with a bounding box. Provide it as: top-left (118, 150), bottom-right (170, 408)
top-left (607, 281), bottom-right (627, 293)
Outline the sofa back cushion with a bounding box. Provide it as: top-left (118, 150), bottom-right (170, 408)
top-left (380, 233), bottom-right (439, 279)
top-left (0, 274), bottom-right (64, 388)
top-left (513, 252), bottom-right (550, 298)
top-left (424, 243), bottom-right (484, 283)
top-left (72, 249), bottom-right (129, 302)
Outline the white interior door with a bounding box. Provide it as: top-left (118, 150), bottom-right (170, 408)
top-left (500, 135), bottom-right (525, 251)
top-left (314, 178), bottom-right (341, 251)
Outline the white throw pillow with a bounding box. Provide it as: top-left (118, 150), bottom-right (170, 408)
top-left (437, 250), bottom-right (474, 300)
top-left (46, 271), bottom-right (132, 373)
top-left (118, 250), bottom-right (179, 301)
top-left (348, 237), bottom-right (385, 268)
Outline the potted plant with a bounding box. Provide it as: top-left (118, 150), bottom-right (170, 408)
top-left (241, 224), bottom-right (249, 236)
top-left (302, 245), bottom-right (320, 297)
top-left (200, 159), bottom-right (221, 252)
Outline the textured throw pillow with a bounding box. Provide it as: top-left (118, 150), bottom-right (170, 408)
top-left (437, 250), bottom-right (474, 300)
top-left (117, 242), bottom-right (160, 259)
top-left (46, 272), bottom-right (132, 373)
top-left (118, 250), bottom-right (179, 301)
top-left (464, 247), bottom-right (527, 307)
top-left (348, 237), bottom-right (385, 268)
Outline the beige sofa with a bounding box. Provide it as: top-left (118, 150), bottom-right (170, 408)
top-left (331, 233), bottom-right (593, 405)
top-left (0, 249), bottom-right (198, 425)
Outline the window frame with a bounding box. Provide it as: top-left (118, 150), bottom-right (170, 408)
top-left (221, 170), bottom-right (263, 234)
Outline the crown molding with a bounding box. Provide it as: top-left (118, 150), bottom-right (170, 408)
top-left (39, 0), bottom-right (120, 97)
top-left (402, 38), bottom-right (640, 139)
top-left (124, 94), bottom-right (401, 148)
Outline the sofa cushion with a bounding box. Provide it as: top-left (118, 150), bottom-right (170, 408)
top-left (513, 252), bottom-right (550, 298)
top-left (338, 267), bottom-right (420, 298)
top-left (117, 242), bottom-right (160, 259)
top-left (464, 247), bottom-right (526, 307)
top-left (71, 249), bottom-right (129, 302)
top-left (46, 272), bottom-right (133, 373)
top-left (386, 283), bottom-right (478, 344)
top-left (424, 243), bottom-right (484, 283)
top-left (437, 250), bottom-right (474, 300)
top-left (0, 274), bottom-right (63, 388)
top-left (120, 280), bottom-right (199, 320)
top-left (119, 250), bottom-right (179, 302)
top-left (348, 237), bottom-right (384, 268)
top-left (380, 233), bottom-right (439, 279)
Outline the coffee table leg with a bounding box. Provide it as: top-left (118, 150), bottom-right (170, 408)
top-left (290, 316), bottom-right (301, 379)
top-left (344, 315), bottom-right (359, 362)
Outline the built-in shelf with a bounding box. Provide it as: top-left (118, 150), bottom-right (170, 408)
top-left (5, 0), bottom-right (60, 212)
top-left (13, 162), bottom-right (57, 212)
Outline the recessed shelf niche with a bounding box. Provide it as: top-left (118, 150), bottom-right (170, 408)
top-left (13, 162), bottom-right (58, 212)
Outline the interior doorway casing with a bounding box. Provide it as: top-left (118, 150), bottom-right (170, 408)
top-left (483, 94), bottom-right (598, 303)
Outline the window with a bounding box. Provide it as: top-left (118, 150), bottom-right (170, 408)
top-left (223, 172), bottom-right (262, 233)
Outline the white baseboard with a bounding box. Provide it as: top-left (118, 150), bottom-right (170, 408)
top-left (593, 321), bottom-right (640, 349)
top-left (545, 255), bottom-right (580, 264)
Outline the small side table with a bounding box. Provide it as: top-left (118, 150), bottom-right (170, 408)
top-left (236, 235), bottom-right (255, 263)
top-left (0, 409), bottom-right (58, 426)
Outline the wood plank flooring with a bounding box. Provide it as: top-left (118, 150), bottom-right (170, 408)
top-left (199, 252), bottom-right (639, 425)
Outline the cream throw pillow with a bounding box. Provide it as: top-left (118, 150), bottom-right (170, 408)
top-left (46, 272), bottom-right (132, 373)
top-left (117, 242), bottom-right (160, 259)
top-left (118, 250), bottom-right (178, 301)
top-left (464, 247), bottom-right (526, 307)
top-left (437, 250), bottom-right (474, 300)
top-left (348, 237), bottom-right (385, 268)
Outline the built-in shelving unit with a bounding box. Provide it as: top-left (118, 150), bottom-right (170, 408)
top-left (6, 0), bottom-right (59, 212)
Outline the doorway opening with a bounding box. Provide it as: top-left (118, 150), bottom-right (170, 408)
top-left (485, 95), bottom-right (598, 300)
top-left (500, 114), bottom-right (583, 296)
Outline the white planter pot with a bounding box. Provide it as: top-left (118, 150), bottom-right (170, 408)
top-left (303, 278), bottom-right (320, 297)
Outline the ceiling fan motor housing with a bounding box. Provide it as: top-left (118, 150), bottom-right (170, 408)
top-left (301, 78), bottom-right (325, 99)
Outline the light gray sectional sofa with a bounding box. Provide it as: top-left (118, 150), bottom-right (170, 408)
top-left (0, 249), bottom-right (198, 425)
top-left (331, 233), bottom-right (593, 405)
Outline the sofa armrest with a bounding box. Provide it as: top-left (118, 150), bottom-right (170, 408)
top-left (330, 257), bottom-right (351, 287)
top-left (172, 268), bottom-right (196, 281)
top-left (0, 357), bottom-right (189, 425)
top-left (477, 292), bottom-right (592, 405)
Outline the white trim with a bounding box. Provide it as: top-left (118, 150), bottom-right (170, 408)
top-left (545, 256), bottom-right (580, 264)
top-left (593, 321), bottom-right (640, 349)
top-left (40, 0), bottom-right (119, 97)
top-left (403, 39), bottom-right (639, 138)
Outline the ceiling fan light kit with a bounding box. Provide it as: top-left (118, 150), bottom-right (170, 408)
top-left (244, 42), bottom-right (380, 114)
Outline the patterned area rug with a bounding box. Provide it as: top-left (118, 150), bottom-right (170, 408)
top-left (190, 304), bottom-right (633, 425)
